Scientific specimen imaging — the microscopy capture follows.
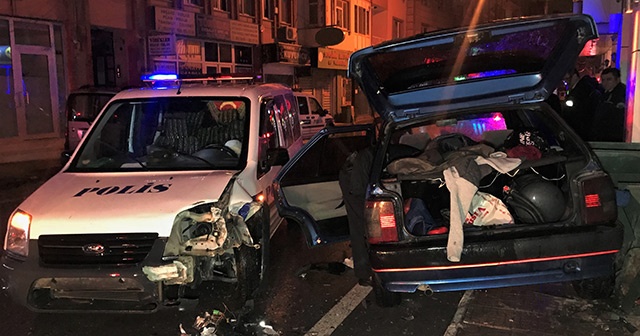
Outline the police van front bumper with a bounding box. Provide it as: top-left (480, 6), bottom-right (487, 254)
top-left (0, 237), bottom-right (168, 313)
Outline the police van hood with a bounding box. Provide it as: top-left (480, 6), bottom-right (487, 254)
top-left (18, 171), bottom-right (238, 238)
top-left (348, 14), bottom-right (597, 122)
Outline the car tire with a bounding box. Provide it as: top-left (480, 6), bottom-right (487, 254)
top-left (372, 273), bottom-right (401, 307)
top-left (571, 275), bottom-right (615, 300)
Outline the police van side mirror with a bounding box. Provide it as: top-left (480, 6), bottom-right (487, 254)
top-left (267, 147), bottom-right (289, 166)
top-left (60, 150), bottom-right (73, 165)
top-left (319, 109), bottom-right (329, 117)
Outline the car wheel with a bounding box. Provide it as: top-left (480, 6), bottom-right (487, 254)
top-left (572, 275), bottom-right (615, 300)
top-left (372, 273), bottom-right (400, 307)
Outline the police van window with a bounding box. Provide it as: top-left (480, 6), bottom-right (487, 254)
top-left (259, 99), bottom-right (279, 149)
top-left (308, 97), bottom-right (323, 115)
top-left (285, 93), bottom-right (301, 140)
top-left (274, 95), bottom-right (293, 147)
top-left (297, 96), bottom-right (309, 115)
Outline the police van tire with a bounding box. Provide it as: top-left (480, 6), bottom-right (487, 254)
top-left (235, 208), bottom-right (270, 303)
top-left (372, 274), bottom-right (400, 307)
top-left (235, 243), bottom-right (261, 303)
top-left (571, 275), bottom-right (615, 300)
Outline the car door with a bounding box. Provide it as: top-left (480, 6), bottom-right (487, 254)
top-left (275, 124), bottom-right (375, 246)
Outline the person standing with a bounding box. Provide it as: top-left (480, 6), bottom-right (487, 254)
top-left (561, 69), bottom-right (603, 140)
top-left (590, 68), bottom-right (626, 141)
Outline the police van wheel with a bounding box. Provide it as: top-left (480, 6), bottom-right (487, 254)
top-left (372, 273), bottom-right (400, 307)
top-left (234, 209), bottom-right (270, 304)
top-left (235, 243), bottom-right (261, 303)
top-left (572, 275), bottom-right (615, 300)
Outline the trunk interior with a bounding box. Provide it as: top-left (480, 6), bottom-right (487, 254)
top-left (379, 104), bottom-right (590, 240)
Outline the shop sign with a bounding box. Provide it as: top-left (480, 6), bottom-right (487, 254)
top-left (154, 7), bottom-right (196, 36)
top-left (153, 61), bottom-right (177, 74)
top-left (148, 35), bottom-right (175, 56)
top-left (262, 43), bottom-right (310, 66)
top-left (314, 47), bottom-right (351, 70)
top-left (229, 21), bottom-right (259, 45)
top-left (196, 14), bottom-right (230, 40)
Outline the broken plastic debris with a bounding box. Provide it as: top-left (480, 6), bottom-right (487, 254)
top-left (142, 260), bottom-right (188, 283)
top-left (230, 201), bottom-right (261, 220)
top-left (343, 257), bottom-right (354, 269)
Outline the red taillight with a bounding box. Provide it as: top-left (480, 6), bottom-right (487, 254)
top-left (580, 174), bottom-right (617, 225)
top-left (584, 194), bottom-right (601, 208)
top-left (365, 200), bottom-right (399, 243)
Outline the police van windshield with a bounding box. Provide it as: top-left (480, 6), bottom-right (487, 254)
top-left (69, 97), bottom-right (249, 172)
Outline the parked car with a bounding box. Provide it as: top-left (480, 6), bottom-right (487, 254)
top-left (1, 75), bottom-right (303, 312)
top-left (64, 86), bottom-right (120, 151)
top-left (294, 92), bottom-right (333, 140)
top-left (275, 14), bottom-right (622, 307)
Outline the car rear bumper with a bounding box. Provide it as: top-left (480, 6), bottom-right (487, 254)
top-left (0, 239), bottom-right (167, 313)
top-left (370, 224), bottom-right (623, 293)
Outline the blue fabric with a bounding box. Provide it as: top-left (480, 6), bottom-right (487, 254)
top-left (404, 198), bottom-right (437, 236)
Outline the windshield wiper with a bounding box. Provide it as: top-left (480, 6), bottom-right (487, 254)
top-left (149, 146), bottom-right (218, 169)
top-left (97, 139), bottom-right (149, 170)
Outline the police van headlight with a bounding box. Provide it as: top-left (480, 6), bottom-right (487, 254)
top-left (4, 209), bottom-right (32, 259)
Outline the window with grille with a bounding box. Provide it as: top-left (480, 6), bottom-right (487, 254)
top-left (280, 0), bottom-right (293, 24)
top-left (392, 18), bottom-right (403, 40)
top-left (335, 0), bottom-right (349, 30)
top-left (212, 0), bottom-right (229, 11)
top-left (239, 0), bottom-right (256, 16)
top-left (354, 5), bottom-right (369, 35)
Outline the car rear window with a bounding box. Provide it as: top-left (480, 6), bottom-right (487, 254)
top-left (366, 20), bottom-right (570, 94)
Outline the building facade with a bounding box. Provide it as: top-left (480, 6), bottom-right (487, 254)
top-left (0, 0), bottom-right (553, 164)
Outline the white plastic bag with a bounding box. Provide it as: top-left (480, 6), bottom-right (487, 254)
top-left (464, 191), bottom-right (514, 226)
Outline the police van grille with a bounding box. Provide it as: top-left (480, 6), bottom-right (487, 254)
top-left (38, 233), bottom-right (158, 266)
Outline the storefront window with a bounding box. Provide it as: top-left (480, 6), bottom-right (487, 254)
top-left (235, 46), bottom-right (252, 65)
top-left (177, 39), bottom-right (202, 62)
top-left (0, 19), bottom-right (17, 138)
top-left (219, 44), bottom-right (232, 63)
top-left (14, 21), bottom-right (51, 47)
top-left (155, 40), bottom-right (252, 76)
top-left (205, 42), bottom-right (218, 62)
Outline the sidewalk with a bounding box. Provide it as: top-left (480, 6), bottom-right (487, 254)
top-left (0, 159), bottom-right (62, 190)
top-left (448, 283), bottom-right (640, 336)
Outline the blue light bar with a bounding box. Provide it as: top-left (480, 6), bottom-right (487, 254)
top-left (142, 73), bottom-right (178, 81)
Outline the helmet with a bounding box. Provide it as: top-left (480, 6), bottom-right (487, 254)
top-left (224, 139), bottom-right (242, 156)
top-left (504, 174), bottom-right (566, 223)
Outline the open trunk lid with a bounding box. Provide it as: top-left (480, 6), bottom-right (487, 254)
top-left (348, 14), bottom-right (598, 122)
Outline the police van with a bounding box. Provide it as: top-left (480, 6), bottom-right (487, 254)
top-left (1, 74), bottom-right (303, 312)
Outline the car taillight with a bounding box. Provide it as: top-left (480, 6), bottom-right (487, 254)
top-left (580, 174), bottom-right (617, 225)
top-left (365, 200), bottom-right (399, 243)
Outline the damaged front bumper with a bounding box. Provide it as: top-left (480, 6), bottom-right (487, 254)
top-left (1, 238), bottom-right (168, 313)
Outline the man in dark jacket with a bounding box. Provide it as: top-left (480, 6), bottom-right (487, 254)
top-left (561, 69), bottom-right (603, 140)
top-left (338, 147), bottom-right (375, 286)
top-left (590, 68), bottom-right (626, 141)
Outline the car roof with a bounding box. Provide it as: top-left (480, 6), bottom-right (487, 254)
top-left (348, 14), bottom-right (598, 122)
top-left (113, 82), bottom-right (293, 100)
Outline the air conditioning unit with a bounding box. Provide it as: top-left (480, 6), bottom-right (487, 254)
top-left (278, 26), bottom-right (298, 42)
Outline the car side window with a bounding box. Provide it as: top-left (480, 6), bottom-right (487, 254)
top-left (309, 97), bottom-right (323, 115)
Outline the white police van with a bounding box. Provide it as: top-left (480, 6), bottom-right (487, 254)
top-left (1, 74), bottom-right (303, 312)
